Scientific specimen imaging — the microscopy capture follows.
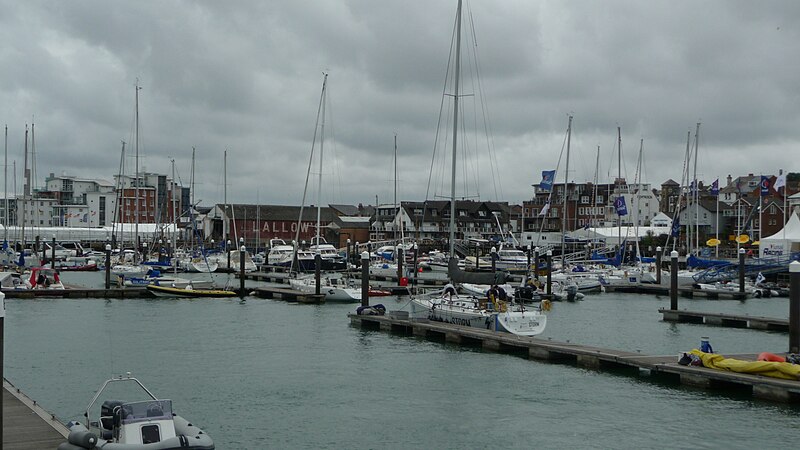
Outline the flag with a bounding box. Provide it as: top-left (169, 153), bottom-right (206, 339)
top-left (755, 272), bottom-right (765, 286)
top-left (614, 196), bottom-right (628, 216)
top-left (774, 171), bottom-right (786, 190)
top-left (671, 216), bottom-right (681, 238)
top-left (539, 170), bottom-right (556, 191)
top-left (538, 201), bottom-right (550, 217)
top-left (760, 175), bottom-right (771, 196)
top-left (711, 178), bottom-right (719, 196)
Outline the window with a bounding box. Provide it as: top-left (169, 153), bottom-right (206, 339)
top-left (479, 211), bottom-right (486, 217)
top-left (596, 196), bottom-right (604, 204)
top-left (581, 196), bottom-right (589, 204)
top-left (459, 210), bottom-right (467, 217)
top-left (141, 425), bottom-right (161, 444)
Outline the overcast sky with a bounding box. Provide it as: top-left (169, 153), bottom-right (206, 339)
top-left (1, 0), bottom-right (797, 209)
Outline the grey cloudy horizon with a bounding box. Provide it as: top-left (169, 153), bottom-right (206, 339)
top-left (1, 0), bottom-right (797, 209)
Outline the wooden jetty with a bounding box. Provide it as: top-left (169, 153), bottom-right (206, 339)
top-left (349, 314), bottom-right (800, 403)
top-left (659, 308), bottom-right (789, 331)
top-left (2, 287), bottom-right (154, 299)
top-left (251, 286), bottom-right (325, 304)
top-left (604, 284), bottom-right (749, 300)
top-left (3, 379), bottom-right (69, 449)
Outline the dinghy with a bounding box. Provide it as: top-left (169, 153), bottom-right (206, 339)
top-left (58, 373), bottom-right (214, 449)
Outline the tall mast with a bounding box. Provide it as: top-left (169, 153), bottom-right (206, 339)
top-left (21, 125), bottom-right (28, 251)
top-left (449, 0), bottom-right (463, 258)
top-left (3, 125), bottom-right (7, 246)
top-left (561, 115), bottom-right (572, 268)
top-left (171, 157), bottom-right (177, 268)
top-left (591, 145), bottom-right (600, 242)
top-left (693, 122), bottom-right (700, 255)
top-left (190, 147), bottom-right (195, 250)
top-left (223, 149), bottom-right (228, 244)
top-left (134, 80), bottom-right (142, 261)
top-left (616, 126), bottom-right (622, 253)
top-left (316, 74), bottom-right (328, 248)
top-left (394, 133), bottom-right (398, 242)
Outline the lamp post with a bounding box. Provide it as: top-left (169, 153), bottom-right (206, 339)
top-left (104, 243), bottom-right (112, 289)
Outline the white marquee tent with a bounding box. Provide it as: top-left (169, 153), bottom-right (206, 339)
top-left (759, 212), bottom-right (800, 259)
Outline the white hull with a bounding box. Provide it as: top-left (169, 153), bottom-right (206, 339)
top-left (411, 296), bottom-right (546, 336)
top-left (289, 277), bottom-right (361, 302)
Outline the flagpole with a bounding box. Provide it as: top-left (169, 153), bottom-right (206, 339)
top-left (781, 169), bottom-right (786, 242)
top-left (759, 174), bottom-right (763, 245)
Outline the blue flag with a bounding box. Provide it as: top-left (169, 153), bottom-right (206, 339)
top-left (539, 170), bottom-right (556, 191)
top-left (614, 196), bottom-right (628, 216)
top-left (760, 175), bottom-right (771, 196)
top-left (671, 216), bottom-right (681, 238)
top-left (711, 178), bottom-right (719, 196)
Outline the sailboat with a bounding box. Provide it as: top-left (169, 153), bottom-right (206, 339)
top-left (410, 0), bottom-right (547, 336)
top-left (287, 73), bottom-right (360, 302)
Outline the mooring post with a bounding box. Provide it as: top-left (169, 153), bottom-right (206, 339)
top-left (397, 247), bottom-right (404, 282)
top-left (51, 235), bottom-right (56, 269)
top-left (158, 239), bottom-right (163, 263)
top-left (35, 235), bottom-right (40, 261)
top-left (534, 247), bottom-right (540, 281)
top-left (346, 238), bottom-right (351, 267)
top-left (361, 251), bottom-right (370, 307)
top-left (789, 261), bottom-right (800, 353)
top-left (670, 250), bottom-right (678, 310)
top-left (655, 246), bottom-right (662, 285)
top-left (104, 243), bottom-right (111, 290)
top-left (0, 290), bottom-right (4, 444)
top-left (314, 252), bottom-right (322, 296)
top-left (491, 246), bottom-right (497, 274)
top-left (227, 239), bottom-right (232, 273)
top-left (546, 249), bottom-right (552, 295)
top-left (412, 243), bottom-right (419, 288)
top-left (526, 244), bottom-right (532, 278)
top-left (239, 244), bottom-right (246, 298)
top-left (738, 248), bottom-right (746, 293)
top-left (354, 241), bottom-right (360, 267)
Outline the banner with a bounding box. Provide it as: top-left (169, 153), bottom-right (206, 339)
top-left (671, 216), bottom-right (681, 237)
top-left (760, 175), bottom-right (771, 196)
top-left (539, 170), bottom-right (556, 191)
top-left (614, 196), bottom-right (628, 216)
top-left (710, 178), bottom-right (719, 196)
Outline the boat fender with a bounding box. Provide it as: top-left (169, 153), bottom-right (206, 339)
top-left (754, 289), bottom-right (762, 298)
top-left (66, 429), bottom-right (98, 449)
top-left (541, 299), bottom-right (552, 312)
top-left (757, 352), bottom-right (786, 362)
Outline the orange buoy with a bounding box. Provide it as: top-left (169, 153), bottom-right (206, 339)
top-left (757, 352), bottom-right (786, 362)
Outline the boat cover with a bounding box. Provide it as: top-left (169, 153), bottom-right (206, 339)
top-left (688, 349), bottom-right (800, 380)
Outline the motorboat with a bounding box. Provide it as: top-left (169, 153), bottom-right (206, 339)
top-left (308, 237), bottom-right (347, 271)
top-left (123, 269), bottom-right (214, 290)
top-left (289, 273), bottom-right (361, 302)
top-left (28, 267), bottom-right (65, 289)
top-left (58, 373), bottom-right (214, 449)
top-left (146, 284), bottom-right (238, 298)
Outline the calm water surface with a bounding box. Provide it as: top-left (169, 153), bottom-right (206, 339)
top-left (4, 272), bottom-right (799, 449)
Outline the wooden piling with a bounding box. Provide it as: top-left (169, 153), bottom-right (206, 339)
top-left (670, 250), bottom-right (678, 310)
top-left (655, 246), bottom-right (662, 285)
top-left (361, 251), bottom-right (369, 307)
top-left (790, 261), bottom-right (800, 353)
top-left (738, 248), bottom-right (746, 294)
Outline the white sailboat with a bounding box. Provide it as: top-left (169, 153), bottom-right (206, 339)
top-left (287, 73), bottom-right (360, 302)
top-left (410, 0), bottom-right (547, 336)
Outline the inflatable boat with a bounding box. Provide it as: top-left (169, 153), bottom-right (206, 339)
top-left (58, 374), bottom-right (214, 449)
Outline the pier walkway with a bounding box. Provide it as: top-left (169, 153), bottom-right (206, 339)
top-left (659, 308), bottom-right (789, 331)
top-left (349, 314), bottom-right (800, 403)
top-left (3, 379), bottom-right (68, 449)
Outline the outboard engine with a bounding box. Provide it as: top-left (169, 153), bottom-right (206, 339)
top-left (565, 284), bottom-right (579, 302)
top-left (514, 286), bottom-right (537, 302)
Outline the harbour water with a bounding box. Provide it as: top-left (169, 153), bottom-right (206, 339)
top-left (4, 272), bottom-right (799, 449)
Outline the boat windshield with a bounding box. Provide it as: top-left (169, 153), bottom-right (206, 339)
top-left (120, 399), bottom-right (173, 424)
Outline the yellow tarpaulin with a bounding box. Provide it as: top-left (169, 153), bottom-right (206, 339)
top-left (689, 349), bottom-right (800, 380)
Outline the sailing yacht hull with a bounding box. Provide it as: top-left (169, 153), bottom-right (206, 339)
top-left (410, 296), bottom-right (546, 336)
